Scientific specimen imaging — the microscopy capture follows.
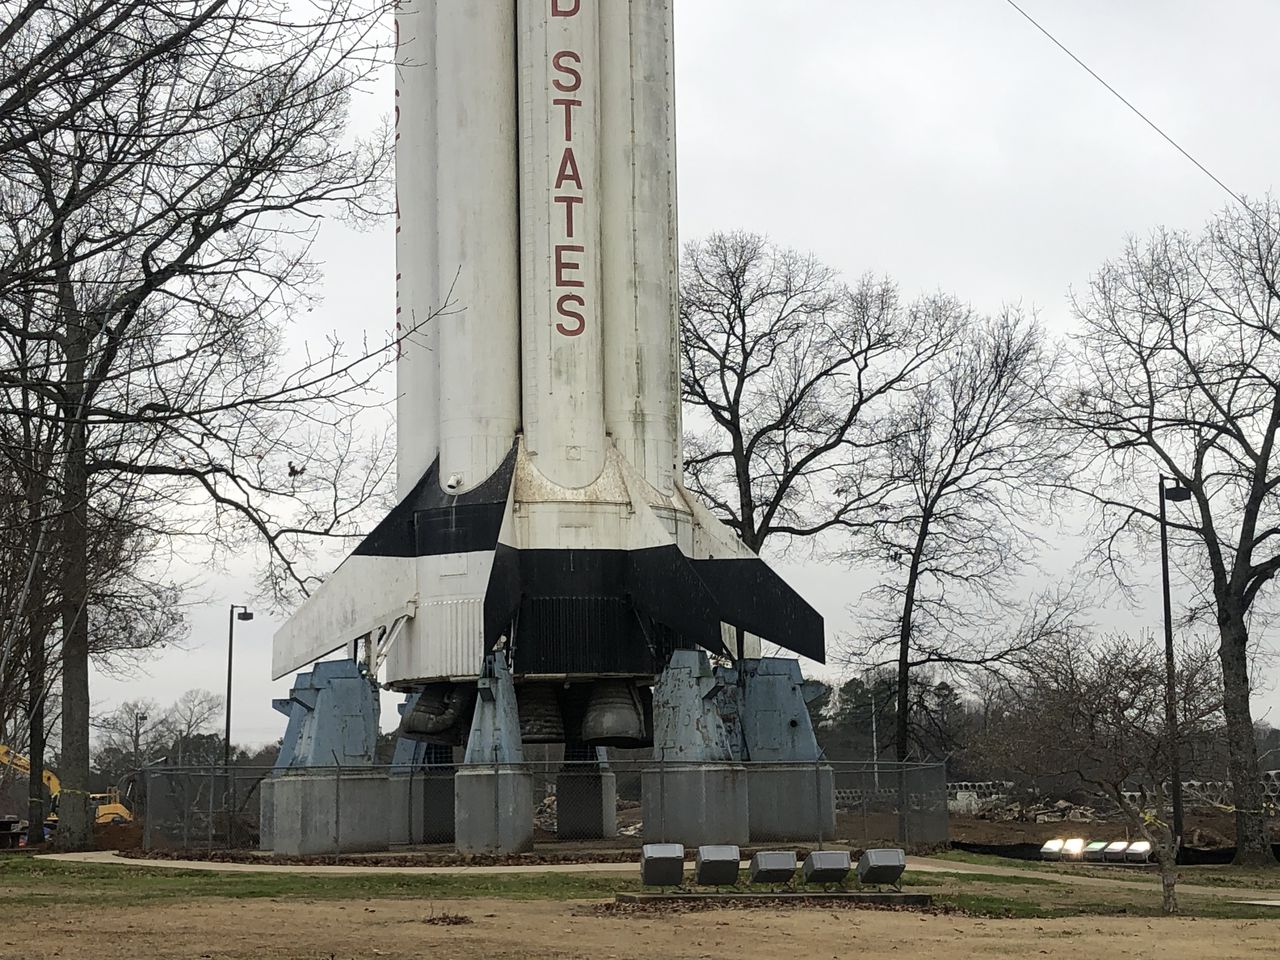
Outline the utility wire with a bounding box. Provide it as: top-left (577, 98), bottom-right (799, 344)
top-left (1001, 0), bottom-right (1271, 232)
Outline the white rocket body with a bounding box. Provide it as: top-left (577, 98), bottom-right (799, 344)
top-left (273, 0), bottom-right (821, 699)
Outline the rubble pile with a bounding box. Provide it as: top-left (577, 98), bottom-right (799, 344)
top-left (533, 794), bottom-right (557, 832)
top-left (975, 797), bottom-right (1106, 824)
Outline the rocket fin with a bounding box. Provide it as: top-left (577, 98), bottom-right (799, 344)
top-left (271, 554), bottom-right (417, 680)
top-left (676, 487), bottom-right (826, 665)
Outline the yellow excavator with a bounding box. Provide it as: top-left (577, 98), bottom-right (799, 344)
top-left (0, 745), bottom-right (134, 830)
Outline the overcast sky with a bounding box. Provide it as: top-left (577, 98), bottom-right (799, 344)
top-left (92, 0), bottom-right (1280, 748)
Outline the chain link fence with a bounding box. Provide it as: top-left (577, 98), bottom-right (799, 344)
top-left (139, 759), bottom-right (947, 854)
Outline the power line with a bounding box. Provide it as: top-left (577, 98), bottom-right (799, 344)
top-left (1001, 0), bottom-right (1268, 228)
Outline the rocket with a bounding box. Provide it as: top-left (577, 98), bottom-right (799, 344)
top-left (272, 0), bottom-right (823, 747)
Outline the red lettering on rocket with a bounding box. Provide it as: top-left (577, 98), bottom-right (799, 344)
top-left (550, 0), bottom-right (586, 338)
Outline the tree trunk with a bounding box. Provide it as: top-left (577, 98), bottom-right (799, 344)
top-left (895, 525), bottom-right (928, 763)
top-left (1116, 790), bottom-right (1181, 914)
top-left (26, 631), bottom-right (46, 847)
top-left (1158, 852), bottom-right (1179, 915)
top-left (894, 528), bottom-right (928, 843)
top-left (1218, 610), bottom-right (1275, 865)
top-left (55, 325), bottom-right (92, 851)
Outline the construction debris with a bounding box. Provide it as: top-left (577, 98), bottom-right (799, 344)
top-left (975, 798), bottom-right (1104, 824)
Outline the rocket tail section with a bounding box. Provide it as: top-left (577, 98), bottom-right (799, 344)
top-left (272, 439), bottom-right (824, 683)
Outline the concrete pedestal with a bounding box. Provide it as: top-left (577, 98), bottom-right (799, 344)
top-left (267, 770), bottom-right (390, 855)
top-left (389, 769), bottom-right (456, 845)
top-left (747, 763), bottom-right (836, 842)
top-left (556, 770), bottom-right (617, 840)
top-left (454, 765), bottom-right (534, 855)
top-left (641, 763), bottom-right (749, 846)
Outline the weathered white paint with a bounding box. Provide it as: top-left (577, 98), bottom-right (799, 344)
top-left (271, 555), bottom-right (418, 680)
top-left (383, 552), bottom-right (497, 681)
top-left (435, 1), bottom-right (521, 491)
top-left (600, 0), bottom-right (680, 495)
top-left (393, 0), bottom-right (439, 500)
top-left (517, 0), bottom-right (606, 489)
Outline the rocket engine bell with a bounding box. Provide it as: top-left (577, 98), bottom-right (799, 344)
top-left (270, 0), bottom-right (824, 748)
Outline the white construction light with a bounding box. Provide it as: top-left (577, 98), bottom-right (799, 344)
top-left (1125, 840), bottom-right (1152, 863)
top-left (749, 851), bottom-right (798, 885)
top-left (1104, 841), bottom-right (1130, 862)
top-left (640, 843), bottom-right (685, 887)
top-left (856, 848), bottom-right (907, 889)
top-left (802, 850), bottom-right (852, 885)
top-left (1061, 837), bottom-right (1085, 860)
top-left (1040, 838), bottom-right (1065, 861)
top-left (694, 845), bottom-right (740, 886)
top-left (1082, 840), bottom-right (1108, 862)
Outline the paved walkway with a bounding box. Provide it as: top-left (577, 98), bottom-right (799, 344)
top-left (35, 850), bottom-right (1280, 905)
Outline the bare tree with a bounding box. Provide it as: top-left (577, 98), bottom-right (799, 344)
top-left (1060, 199), bottom-right (1280, 865)
top-left (679, 231), bottom-right (954, 564)
top-left (0, 335), bottom-right (183, 842)
top-left (984, 632), bottom-right (1225, 914)
top-left (0, 0), bottom-right (232, 158)
top-left (92, 698), bottom-right (168, 767)
top-left (163, 688), bottom-right (224, 745)
top-left (0, 0), bottom-right (395, 848)
top-left (847, 310), bottom-right (1067, 762)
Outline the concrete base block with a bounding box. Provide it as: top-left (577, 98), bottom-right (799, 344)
top-left (641, 764), bottom-right (749, 846)
top-left (268, 770), bottom-right (390, 855)
top-left (748, 764), bottom-right (836, 842)
top-left (556, 770), bottom-right (617, 840)
top-left (454, 765), bottom-right (534, 855)
top-left (388, 770), bottom-right (457, 845)
top-left (258, 777), bottom-right (275, 852)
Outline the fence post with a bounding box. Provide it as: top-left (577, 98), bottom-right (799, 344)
top-left (408, 766), bottom-right (416, 846)
top-left (207, 762), bottom-right (215, 850)
top-left (229, 771), bottom-right (237, 849)
top-left (814, 758), bottom-right (823, 851)
top-left (143, 769), bottom-right (153, 852)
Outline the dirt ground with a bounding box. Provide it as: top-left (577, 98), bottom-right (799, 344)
top-left (7, 897), bottom-right (1277, 960)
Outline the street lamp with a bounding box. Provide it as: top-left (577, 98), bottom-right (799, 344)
top-left (224, 604), bottom-right (254, 769)
top-left (132, 711), bottom-right (148, 769)
top-left (1159, 475), bottom-right (1192, 848)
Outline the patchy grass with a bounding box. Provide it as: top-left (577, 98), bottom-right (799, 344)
top-left (0, 857), bottom-right (1045, 908)
top-left (5, 855), bottom-right (1277, 920)
top-left (0, 857), bottom-right (639, 906)
top-left (937, 889), bottom-right (1280, 920)
top-left (935, 849), bottom-right (1280, 891)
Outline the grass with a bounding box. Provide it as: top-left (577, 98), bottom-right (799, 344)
top-left (935, 849), bottom-right (1280, 891)
top-left (0, 857), bottom-right (640, 906)
top-left (935, 889), bottom-right (1280, 920)
top-left (4, 854), bottom-right (1278, 919)
top-left (0, 857), bottom-right (1038, 908)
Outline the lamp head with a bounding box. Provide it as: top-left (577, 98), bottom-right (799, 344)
top-left (1165, 485), bottom-right (1192, 503)
top-left (236, 610), bottom-right (254, 622)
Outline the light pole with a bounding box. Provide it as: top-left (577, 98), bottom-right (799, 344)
top-left (224, 604), bottom-right (254, 769)
top-left (131, 711), bottom-right (148, 769)
top-left (1159, 475), bottom-right (1191, 847)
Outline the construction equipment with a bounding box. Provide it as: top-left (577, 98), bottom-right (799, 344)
top-left (0, 744), bottom-right (134, 828)
top-left (84, 786), bottom-right (133, 825)
top-left (0, 744), bottom-right (60, 798)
